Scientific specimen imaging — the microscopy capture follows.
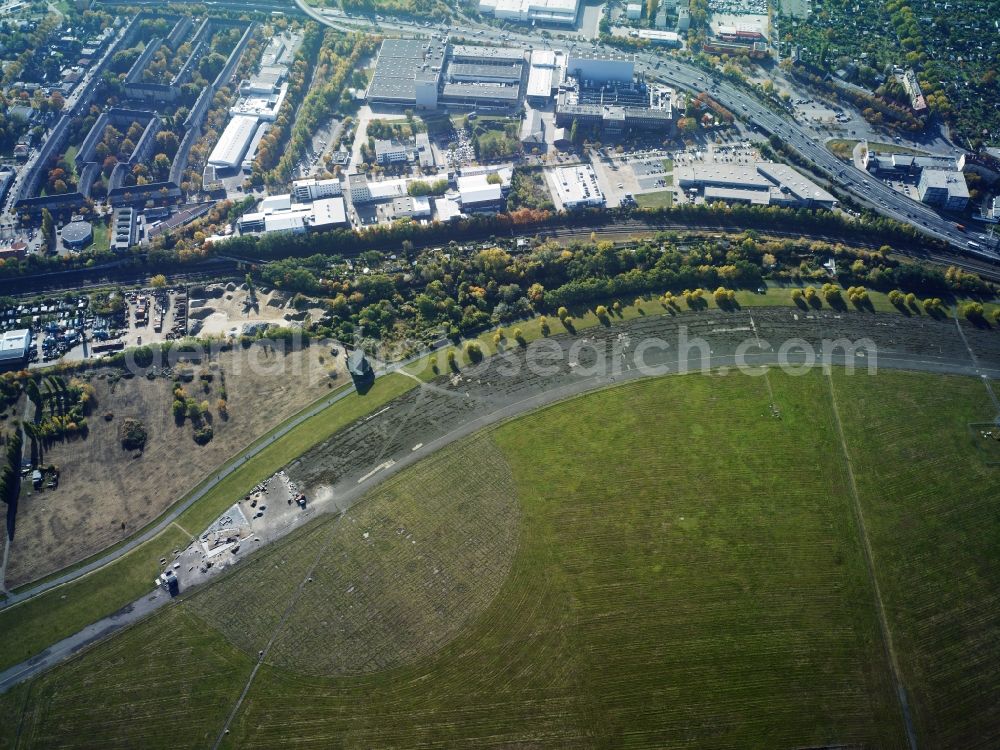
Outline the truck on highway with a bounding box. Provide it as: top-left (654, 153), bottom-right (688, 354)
top-left (967, 241), bottom-right (981, 250)
top-left (955, 223), bottom-right (966, 232)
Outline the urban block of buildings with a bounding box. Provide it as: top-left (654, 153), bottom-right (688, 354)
top-left (863, 150), bottom-right (969, 211)
top-left (237, 191), bottom-right (349, 235)
top-left (13, 12), bottom-right (255, 221)
top-left (204, 32), bottom-right (299, 182)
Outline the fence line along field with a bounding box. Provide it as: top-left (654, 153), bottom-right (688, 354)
top-left (2, 368), bottom-right (997, 748)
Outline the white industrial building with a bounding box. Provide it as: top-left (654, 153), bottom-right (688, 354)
top-left (238, 194), bottom-right (348, 235)
top-left (241, 122), bottom-right (270, 173)
top-left (675, 162), bottom-right (837, 209)
top-left (552, 165), bottom-right (605, 209)
top-left (626, 2), bottom-right (642, 19)
top-left (349, 175), bottom-right (410, 205)
top-left (526, 49), bottom-right (563, 103)
top-left (635, 29), bottom-right (683, 46)
top-left (0, 328), bottom-right (31, 367)
top-left (565, 52), bottom-right (635, 84)
top-left (478, 0), bottom-right (580, 25)
top-left (229, 84), bottom-right (288, 121)
top-left (435, 196), bottom-right (464, 222)
top-left (457, 173), bottom-right (506, 210)
top-left (208, 115), bottom-right (260, 170)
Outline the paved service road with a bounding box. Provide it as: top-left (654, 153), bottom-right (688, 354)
top-left (2, 306), bottom-right (998, 693)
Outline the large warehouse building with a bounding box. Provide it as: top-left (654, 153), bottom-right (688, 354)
top-left (208, 115), bottom-right (260, 170)
top-left (478, 0), bottom-right (580, 25)
top-left (565, 51), bottom-right (635, 83)
top-left (676, 162), bottom-right (837, 209)
top-left (366, 39), bottom-right (447, 109)
top-left (367, 40), bottom-right (526, 112)
top-left (552, 165), bottom-right (605, 209)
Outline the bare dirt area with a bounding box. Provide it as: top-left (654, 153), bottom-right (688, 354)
top-left (5, 343), bottom-right (346, 588)
top-left (188, 284), bottom-right (326, 339)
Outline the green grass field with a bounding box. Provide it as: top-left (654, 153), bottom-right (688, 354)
top-left (827, 139), bottom-right (927, 160)
top-left (636, 189), bottom-right (674, 208)
top-left (88, 218), bottom-right (110, 252)
top-left (0, 607), bottom-right (254, 750)
top-left (189, 434), bottom-right (520, 676)
top-left (3, 369), bottom-right (998, 748)
top-left (833, 370), bottom-right (1000, 748)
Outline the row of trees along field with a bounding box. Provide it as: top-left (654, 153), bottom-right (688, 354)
top-left (242, 224), bottom-right (992, 345)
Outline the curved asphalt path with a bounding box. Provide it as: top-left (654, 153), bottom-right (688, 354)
top-left (2, 306), bottom-right (999, 693)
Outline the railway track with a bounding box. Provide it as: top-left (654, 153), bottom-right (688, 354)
top-left (1, 219), bottom-right (996, 300)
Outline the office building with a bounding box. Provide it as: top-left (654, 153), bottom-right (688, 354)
top-left (292, 178), bottom-right (343, 202)
top-left (864, 150), bottom-right (965, 176)
top-left (676, 6), bottom-right (690, 30)
top-left (917, 169), bottom-right (969, 211)
top-left (374, 139), bottom-right (410, 164)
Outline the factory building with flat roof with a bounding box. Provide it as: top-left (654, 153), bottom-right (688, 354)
top-left (0, 329), bottom-right (31, 368)
top-left (552, 165), bottom-right (605, 209)
top-left (367, 40), bottom-right (525, 112)
top-left (238, 194), bottom-right (348, 236)
top-left (526, 49), bottom-right (564, 104)
top-left (478, 0), bottom-right (580, 25)
top-left (554, 51), bottom-right (675, 135)
top-left (566, 52), bottom-right (635, 84)
top-left (366, 38), bottom-right (447, 109)
top-left (675, 162), bottom-right (838, 209)
top-left (208, 115), bottom-right (260, 170)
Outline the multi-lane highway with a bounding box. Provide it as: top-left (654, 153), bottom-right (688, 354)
top-left (295, 0), bottom-right (996, 262)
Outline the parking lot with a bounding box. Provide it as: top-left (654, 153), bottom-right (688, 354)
top-left (39, 288), bottom-right (188, 365)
